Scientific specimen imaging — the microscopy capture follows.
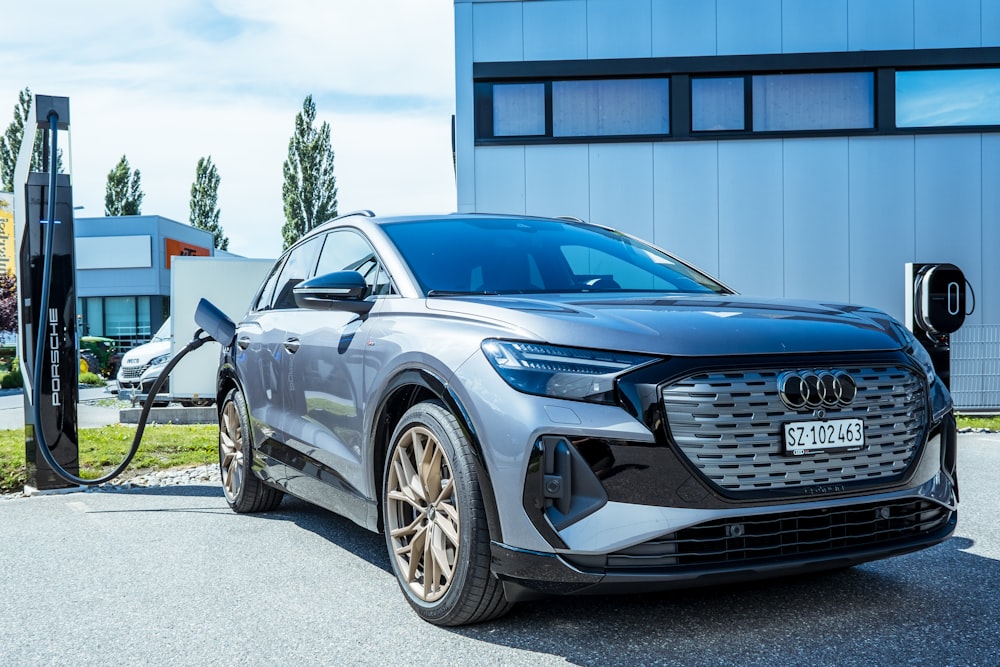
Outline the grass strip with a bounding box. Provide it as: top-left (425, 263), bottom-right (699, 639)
top-left (0, 424), bottom-right (217, 494)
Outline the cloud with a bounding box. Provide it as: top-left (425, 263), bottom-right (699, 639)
top-left (0, 0), bottom-right (457, 258)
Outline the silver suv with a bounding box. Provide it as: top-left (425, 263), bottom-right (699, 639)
top-left (214, 212), bottom-right (957, 626)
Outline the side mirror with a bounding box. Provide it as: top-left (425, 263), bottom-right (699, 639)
top-left (194, 298), bottom-right (236, 343)
top-left (293, 271), bottom-right (374, 315)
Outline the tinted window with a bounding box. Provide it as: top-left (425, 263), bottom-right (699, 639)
top-left (752, 72), bottom-right (874, 131)
top-left (553, 79), bottom-right (670, 137)
top-left (692, 77), bottom-right (745, 131)
top-left (381, 218), bottom-right (727, 295)
top-left (493, 83), bottom-right (546, 137)
top-left (896, 68), bottom-right (1000, 127)
top-left (264, 236), bottom-right (323, 310)
top-left (315, 230), bottom-right (395, 296)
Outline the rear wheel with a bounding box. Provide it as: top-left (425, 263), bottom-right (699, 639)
top-left (219, 388), bottom-right (283, 513)
top-left (382, 401), bottom-right (512, 626)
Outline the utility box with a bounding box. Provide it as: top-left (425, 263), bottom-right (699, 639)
top-left (169, 256), bottom-right (273, 404)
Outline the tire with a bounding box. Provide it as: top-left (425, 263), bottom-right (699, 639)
top-left (382, 401), bottom-right (512, 626)
top-left (219, 387), bottom-right (283, 513)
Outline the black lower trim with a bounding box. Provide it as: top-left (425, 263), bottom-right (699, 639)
top-left (491, 508), bottom-right (955, 600)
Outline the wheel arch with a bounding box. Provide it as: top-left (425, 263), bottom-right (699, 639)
top-left (370, 368), bottom-right (503, 543)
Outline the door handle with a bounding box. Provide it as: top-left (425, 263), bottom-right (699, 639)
top-left (237, 336), bottom-right (251, 350)
top-left (283, 338), bottom-right (301, 354)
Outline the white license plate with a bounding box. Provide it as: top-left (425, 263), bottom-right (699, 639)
top-left (783, 418), bottom-right (865, 456)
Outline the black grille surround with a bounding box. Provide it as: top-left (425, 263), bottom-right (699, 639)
top-left (563, 497), bottom-right (954, 574)
top-left (660, 364), bottom-right (928, 498)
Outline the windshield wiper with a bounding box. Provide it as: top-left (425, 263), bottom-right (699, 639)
top-left (426, 289), bottom-right (500, 297)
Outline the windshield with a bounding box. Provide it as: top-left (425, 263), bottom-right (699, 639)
top-left (381, 217), bottom-right (729, 296)
top-left (151, 318), bottom-right (171, 342)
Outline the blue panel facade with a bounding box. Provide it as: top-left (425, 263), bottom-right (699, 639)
top-left (651, 0), bottom-right (716, 57)
top-left (847, 0), bottom-right (914, 51)
top-left (782, 0), bottom-right (847, 54)
top-left (716, 0), bottom-right (782, 55)
top-left (475, 146), bottom-right (526, 214)
top-left (652, 142), bottom-right (720, 276)
top-left (847, 136), bottom-right (917, 318)
top-left (588, 143), bottom-right (655, 241)
top-left (914, 0), bottom-right (982, 49)
top-left (524, 0), bottom-right (587, 60)
top-left (472, 2), bottom-right (523, 62)
top-left (525, 145), bottom-right (590, 220)
top-left (586, 0), bottom-right (651, 59)
top-left (782, 139), bottom-right (850, 302)
top-left (717, 140), bottom-right (783, 297)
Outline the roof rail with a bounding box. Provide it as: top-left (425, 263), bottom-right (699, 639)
top-left (336, 210), bottom-right (376, 219)
top-left (555, 215), bottom-right (585, 224)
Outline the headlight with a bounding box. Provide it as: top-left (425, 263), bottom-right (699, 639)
top-left (481, 339), bottom-right (656, 404)
top-left (149, 354), bottom-right (171, 367)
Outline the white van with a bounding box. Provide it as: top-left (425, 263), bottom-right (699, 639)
top-left (115, 318), bottom-right (171, 394)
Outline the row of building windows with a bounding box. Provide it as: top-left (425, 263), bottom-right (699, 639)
top-left (478, 66), bottom-right (1000, 143)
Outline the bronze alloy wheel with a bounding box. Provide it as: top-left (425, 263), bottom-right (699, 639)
top-left (218, 388), bottom-right (283, 514)
top-left (385, 424), bottom-right (461, 602)
top-left (219, 398), bottom-right (245, 503)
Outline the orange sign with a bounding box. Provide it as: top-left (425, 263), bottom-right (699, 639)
top-left (165, 238), bottom-right (210, 269)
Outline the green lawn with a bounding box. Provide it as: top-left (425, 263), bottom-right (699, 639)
top-left (0, 424), bottom-right (217, 494)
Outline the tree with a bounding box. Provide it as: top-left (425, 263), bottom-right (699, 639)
top-left (281, 95), bottom-right (337, 249)
top-left (189, 156), bottom-right (228, 250)
top-left (105, 154), bottom-right (144, 216)
top-left (0, 87), bottom-right (63, 193)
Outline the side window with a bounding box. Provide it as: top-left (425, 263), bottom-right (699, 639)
top-left (253, 257), bottom-right (286, 312)
top-left (267, 236), bottom-right (323, 310)
top-left (315, 230), bottom-right (396, 296)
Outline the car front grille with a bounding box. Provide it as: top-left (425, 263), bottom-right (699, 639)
top-left (661, 366), bottom-right (927, 494)
top-left (119, 363), bottom-right (151, 380)
top-left (569, 499), bottom-right (952, 573)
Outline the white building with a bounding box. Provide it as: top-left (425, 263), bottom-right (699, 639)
top-left (454, 0), bottom-right (1000, 408)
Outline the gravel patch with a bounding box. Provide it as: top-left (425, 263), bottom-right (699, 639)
top-left (2, 464), bottom-right (221, 501)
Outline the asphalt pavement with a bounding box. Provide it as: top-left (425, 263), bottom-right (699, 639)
top-left (0, 435), bottom-right (997, 666)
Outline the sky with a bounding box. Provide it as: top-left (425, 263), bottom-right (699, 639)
top-left (0, 1), bottom-right (457, 259)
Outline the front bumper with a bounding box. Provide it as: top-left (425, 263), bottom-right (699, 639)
top-left (492, 470), bottom-right (957, 601)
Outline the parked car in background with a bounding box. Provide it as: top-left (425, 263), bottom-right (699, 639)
top-left (116, 319), bottom-right (171, 397)
top-left (212, 212), bottom-right (958, 626)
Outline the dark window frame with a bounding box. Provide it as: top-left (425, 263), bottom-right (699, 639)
top-left (473, 46), bottom-right (1000, 145)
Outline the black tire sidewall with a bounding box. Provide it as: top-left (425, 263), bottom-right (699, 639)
top-left (382, 401), bottom-right (484, 623)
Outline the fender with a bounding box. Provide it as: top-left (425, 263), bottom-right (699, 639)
top-left (368, 366), bottom-right (504, 542)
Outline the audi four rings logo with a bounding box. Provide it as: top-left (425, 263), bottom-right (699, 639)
top-left (777, 370), bottom-right (858, 410)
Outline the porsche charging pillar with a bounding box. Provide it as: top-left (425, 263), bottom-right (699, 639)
top-left (20, 96), bottom-right (79, 491)
top-left (905, 263), bottom-right (971, 391)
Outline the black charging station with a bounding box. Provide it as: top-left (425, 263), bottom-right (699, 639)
top-left (19, 96), bottom-right (79, 491)
top-left (905, 262), bottom-right (974, 390)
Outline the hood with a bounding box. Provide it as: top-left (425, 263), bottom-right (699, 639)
top-left (424, 294), bottom-right (907, 357)
top-left (120, 339), bottom-right (172, 365)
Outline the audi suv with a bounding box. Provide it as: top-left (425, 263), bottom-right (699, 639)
top-left (212, 212), bottom-right (957, 626)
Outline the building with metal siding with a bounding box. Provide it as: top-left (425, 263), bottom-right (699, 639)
top-left (454, 0), bottom-right (1000, 408)
top-left (75, 215), bottom-right (216, 347)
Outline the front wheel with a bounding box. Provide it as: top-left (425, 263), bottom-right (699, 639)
top-left (219, 387), bottom-right (283, 513)
top-left (382, 401), bottom-right (512, 626)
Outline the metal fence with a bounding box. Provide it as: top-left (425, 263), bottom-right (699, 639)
top-left (950, 325), bottom-right (1000, 411)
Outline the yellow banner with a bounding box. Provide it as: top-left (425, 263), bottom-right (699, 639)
top-left (0, 195), bottom-right (14, 276)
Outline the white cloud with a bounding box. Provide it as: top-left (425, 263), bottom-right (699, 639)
top-left (0, 0), bottom-right (457, 258)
